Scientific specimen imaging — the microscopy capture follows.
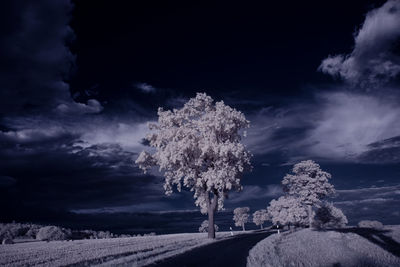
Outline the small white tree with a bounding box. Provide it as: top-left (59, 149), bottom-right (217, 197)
top-left (281, 160), bottom-right (335, 228)
top-left (267, 196), bottom-right (309, 228)
top-left (135, 93), bottom-right (252, 238)
top-left (233, 207), bottom-right (250, 231)
top-left (199, 220), bottom-right (219, 233)
top-left (313, 202), bottom-right (348, 229)
top-left (252, 209), bottom-right (270, 229)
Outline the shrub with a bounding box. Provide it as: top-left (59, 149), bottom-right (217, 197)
top-left (2, 238), bottom-right (14, 245)
top-left (0, 223), bottom-right (30, 240)
top-left (267, 196), bottom-right (309, 228)
top-left (26, 225), bottom-right (41, 238)
top-left (36, 226), bottom-right (67, 241)
top-left (357, 220), bottom-right (384, 229)
top-left (313, 202), bottom-right (348, 229)
top-left (95, 231), bottom-right (113, 239)
top-left (199, 220), bottom-right (219, 233)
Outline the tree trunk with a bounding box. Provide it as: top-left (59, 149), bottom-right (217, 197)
top-left (242, 223), bottom-right (245, 231)
top-left (308, 204), bottom-right (313, 228)
top-left (207, 192), bottom-right (218, 239)
top-left (260, 224), bottom-right (263, 230)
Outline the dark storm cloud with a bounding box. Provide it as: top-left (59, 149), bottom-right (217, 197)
top-left (0, 132), bottom-right (167, 216)
top-left (319, 0), bottom-right (400, 88)
top-left (0, 0), bottom-right (103, 116)
top-left (0, 0), bottom-right (169, 217)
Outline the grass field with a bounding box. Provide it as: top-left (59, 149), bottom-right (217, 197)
top-left (0, 232), bottom-right (232, 266)
top-left (247, 226), bottom-right (400, 267)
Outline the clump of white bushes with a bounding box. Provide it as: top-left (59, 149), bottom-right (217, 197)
top-left (358, 220), bottom-right (384, 229)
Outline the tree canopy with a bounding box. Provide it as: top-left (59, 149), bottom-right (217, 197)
top-left (136, 93), bottom-right (252, 238)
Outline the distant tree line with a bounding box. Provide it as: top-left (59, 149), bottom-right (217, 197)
top-left (0, 222), bottom-right (156, 244)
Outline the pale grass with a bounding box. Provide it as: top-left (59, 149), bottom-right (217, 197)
top-left (247, 227), bottom-right (400, 267)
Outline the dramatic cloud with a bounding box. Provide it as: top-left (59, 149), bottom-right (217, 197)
top-left (0, 131), bottom-right (166, 215)
top-left (0, 0), bottom-right (102, 116)
top-left (319, 0), bottom-right (400, 88)
top-left (0, 1), bottom-right (161, 216)
top-left (244, 91), bottom-right (400, 164)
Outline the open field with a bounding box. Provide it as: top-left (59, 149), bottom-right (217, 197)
top-left (0, 232), bottom-right (232, 266)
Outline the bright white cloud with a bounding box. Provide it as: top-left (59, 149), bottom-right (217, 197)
top-left (79, 120), bottom-right (152, 153)
top-left (319, 0), bottom-right (400, 87)
top-left (2, 114), bottom-right (153, 155)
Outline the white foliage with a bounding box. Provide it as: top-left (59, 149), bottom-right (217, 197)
top-left (135, 93), bottom-right (252, 214)
top-left (252, 209), bottom-right (270, 228)
top-left (36, 226), bottom-right (67, 241)
top-left (313, 202), bottom-right (348, 229)
top-left (198, 220), bottom-right (219, 233)
top-left (233, 207), bottom-right (250, 229)
top-left (282, 160), bottom-right (335, 205)
top-left (267, 196), bottom-right (309, 227)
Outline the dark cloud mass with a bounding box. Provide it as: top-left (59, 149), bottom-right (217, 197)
top-left (1, 0), bottom-right (400, 230)
top-left (0, 0), bottom-right (74, 115)
top-left (0, 0), bottom-right (104, 117)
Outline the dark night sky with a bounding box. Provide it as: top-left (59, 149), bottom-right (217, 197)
top-left (1, 0), bottom-right (400, 232)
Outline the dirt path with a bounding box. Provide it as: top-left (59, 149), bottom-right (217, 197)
top-left (146, 230), bottom-right (274, 267)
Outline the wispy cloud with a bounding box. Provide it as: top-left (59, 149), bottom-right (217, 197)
top-left (134, 82), bottom-right (157, 93)
top-left (299, 92), bottom-right (400, 162)
top-left (332, 184), bottom-right (400, 224)
top-left (244, 91), bottom-right (400, 164)
top-left (319, 0), bottom-right (400, 88)
top-left (228, 184), bottom-right (282, 204)
top-left (55, 99), bottom-right (103, 115)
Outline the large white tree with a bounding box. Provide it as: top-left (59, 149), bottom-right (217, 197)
top-left (252, 209), bottom-right (270, 229)
top-left (233, 207), bottom-right (250, 231)
top-left (135, 93), bottom-right (252, 238)
top-left (267, 196), bottom-right (309, 228)
top-left (281, 160), bottom-right (335, 228)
